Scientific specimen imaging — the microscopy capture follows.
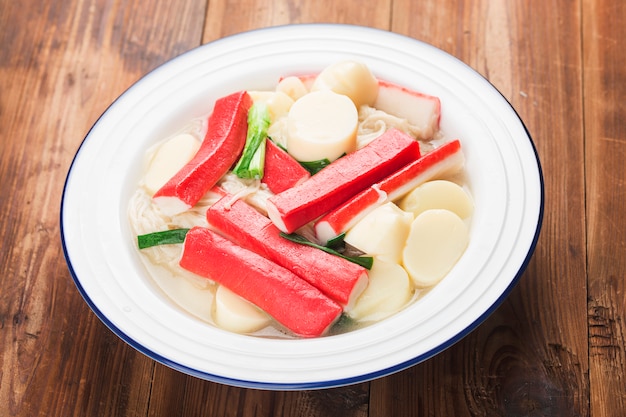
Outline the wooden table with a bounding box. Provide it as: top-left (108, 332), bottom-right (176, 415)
top-left (1, 0), bottom-right (624, 415)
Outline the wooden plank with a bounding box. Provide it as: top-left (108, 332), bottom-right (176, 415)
top-left (202, 0), bottom-right (391, 43)
top-left (145, 363), bottom-right (370, 416)
top-left (583, 0), bottom-right (626, 415)
top-left (0, 0), bottom-right (205, 415)
top-left (1, 0), bottom-right (605, 415)
top-left (370, 0), bottom-right (589, 415)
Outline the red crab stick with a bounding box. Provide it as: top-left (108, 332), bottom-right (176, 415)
top-left (315, 139), bottom-right (464, 244)
top-left (207, 195), bottom-right (368, 309)
top-left (179, 227), bottom-right (342, 337)
top-left (153, 91), bottom-right (252, 216)
top-left (374, 80), bottom-right (441, 140)
top-left (262, 139), bottom-right (311, 194)
top-left (266, 128), bottom-right (421, 233)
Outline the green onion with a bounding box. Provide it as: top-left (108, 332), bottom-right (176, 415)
top-left (299, 158), bottom-right (332, 175)
top-left (248, 136), bottom-right (267, 177)
top-left (328, 313), bottom-right (358, 335)
top-left (279, 232), bottom-right (373, 269)
top-left (273, 140), bottom-right (287, 152)
top-left (233, 102), bottom-right (271, 179)
top-left (325, 232), bottom-right (346, 250)
top-left (137, 228), bottom-right (189, 249)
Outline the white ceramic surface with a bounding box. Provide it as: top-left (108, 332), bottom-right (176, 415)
top-left (61, 24), bottom-right (543, 390)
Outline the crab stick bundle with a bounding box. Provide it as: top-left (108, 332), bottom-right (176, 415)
top-left (153, 91), bottom-right (252, 216)
top-left (207, 195), bottom-right (368, 309)
top-left (266, 128), bottom-right (421, 233)
top-left (262, 139), bottom-right (311, 194)
top-left (180, 227), bottom-right (342, 338)
top-left (315, 139), bottom-right (464, 244)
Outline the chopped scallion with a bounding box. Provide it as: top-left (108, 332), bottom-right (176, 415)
top-left (298, 158), bottom-right (332, 175)
top-left (137, 228), bottom-right (189, 249)
top-left (325, 232), bottom-right (346, 250)
top-left (233, 102), bottom-right (271, 179)
top-left (279, 232), bottom-right (373, 269)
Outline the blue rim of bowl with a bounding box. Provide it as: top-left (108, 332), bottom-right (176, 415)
top-left (60, 23), bottom-right (544, 390)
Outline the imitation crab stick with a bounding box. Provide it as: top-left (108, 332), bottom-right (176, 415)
top-left (206, 195), bottom-right (368, 309)
top-left (374, 80), bottom-right (441, 140)
top-left (179, 227), bottom-right (342, 337)
top-left (262, 139), bottom-right (311, 194)
top-left (266, 128), bottom-right (421, 233)
top-left (153, 91), bottom-right (252, 216)
top-left (315, 139), bottom-right (464, 244)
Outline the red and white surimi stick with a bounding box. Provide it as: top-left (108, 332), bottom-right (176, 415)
top-left (153, 91), bottom-right (252, 216)
top-left (374, 80), bottom-right (441, 140)
top-left (179, 227), bottom-right (342, 338)
top-left (261, 139), bottom-right (311, 194)
top-left (207, 196), bottom-right (368, 309)
top-left (315, 139), bottom-right (464, 244)
top-left (266, 128), bottom-right (421, 233)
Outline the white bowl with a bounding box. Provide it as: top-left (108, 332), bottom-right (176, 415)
top-left (61, 24), bottom-right (543, 390)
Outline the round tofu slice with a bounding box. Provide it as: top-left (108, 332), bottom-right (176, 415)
top-left (143, 133), bottom-right (200, 195)
top-left (286, 90), bottom-right (358, 162)
top-left (400, 180), bottom-right (474, 219)
top-left (310, 60), bottom-right (379, 108)
top-left (402, 209), bottom-right (469, 287)
top-left (344, 202), bottom-right (413, 263)
top-left (213, 285), bottom-right (271, 334)
top-left (247, 90), bottom-right (294, 121)
top-left (276, 76), bottom-right (309, 101)
top-left (348, 259), bottom-right (412, 322)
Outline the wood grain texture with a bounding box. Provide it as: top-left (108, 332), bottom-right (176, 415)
top-left (202, 0), bottom-right (391, 43)
top-left (369, 0), bottom-right (590, 415)
top-left (144, 364), bottom-right (370, 417)
top-left (1, 0), bottom-right (624, 415)
top-left (0, 0), bottom-right (205, 415)
top-left (583, 0), bottom-right (626, 416)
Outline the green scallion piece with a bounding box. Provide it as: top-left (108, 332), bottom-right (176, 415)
top-left (299, 158), bottom-right (332, 175)
top-left (137, 228), bottom-right (190, 249)
top-left (325, 232), bottom-right (346, 250)
top-left (233, 102), bottom-right (271, 179)
top-left (279, 232), bottom-right (373, 269)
